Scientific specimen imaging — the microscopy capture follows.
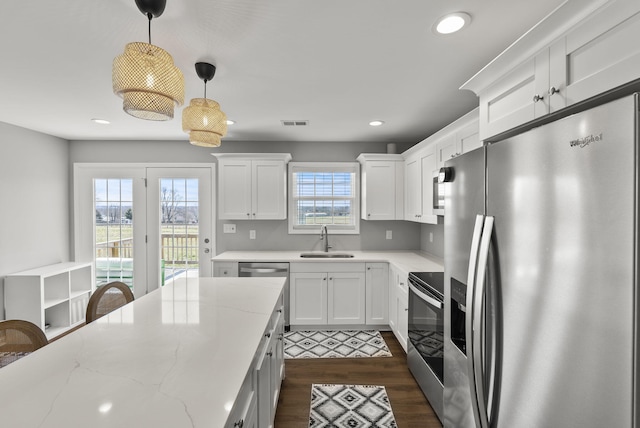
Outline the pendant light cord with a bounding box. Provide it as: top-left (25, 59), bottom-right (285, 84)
top-left (204, 80), bottom-right (208, 99)
top-left (147, 12), bottom-right (152, 44)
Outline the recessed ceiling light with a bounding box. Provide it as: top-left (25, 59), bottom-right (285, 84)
top-left (369, 120), bottom-right (384, 126)
top-left (434, 12), bottom-right (471, 34)
top-left (91, 118), bottom-right (110, 125)
top-left (226, 120), bottom-right (235, 125)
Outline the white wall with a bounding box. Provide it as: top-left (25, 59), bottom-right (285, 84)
top-left (70, 139), bottom-right (421, 253)
top-left (0, 122), bottom-right (70, 319)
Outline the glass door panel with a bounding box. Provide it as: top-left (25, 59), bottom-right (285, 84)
top-left (74, 165), bottom-right (147, 298)
top-left (94, 178), bottom-right (134, 288)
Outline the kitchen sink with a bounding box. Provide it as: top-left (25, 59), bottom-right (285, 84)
top-left (299, 253), bottom-right (354, 258)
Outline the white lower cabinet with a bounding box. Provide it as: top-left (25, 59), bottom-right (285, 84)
top-left (212, 261), bottom-right (238, 277)
top-left (226, 292), bottom-right (284, 428)
top-left (290, 263), bottom-right (370, 326)
top-left (395, 285), bottom-right (408, 352)
top-left (328, 272), bottom-right (366, 324)
top-left (257, 310), bottom-right (284, 428)
top-left (388, 264), bottom-right (408, 352)
top-left (365, 263), bottom-right (388, 325)
top-left (226, 374), bottom-right (257, 428)
top-left (290, 272), bottom-right (328, 325)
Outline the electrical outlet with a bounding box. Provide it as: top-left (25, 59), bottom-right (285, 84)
top-left (429, 232), bottom-right (433, 242)
top-left (223, 224), bottom-right (236, 234)
top-left (250, 230), bottom-right (256, 240)
top-left (386, 230), bottom-right (392, 240)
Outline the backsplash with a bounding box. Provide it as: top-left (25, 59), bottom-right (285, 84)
top-left (216, 219), bottom-right (421, 253)
top-left (420, 221), bottom-right (444, 259)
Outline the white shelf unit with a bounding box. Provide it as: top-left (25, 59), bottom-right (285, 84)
top-left (5, 262), bottom-right (94, 339)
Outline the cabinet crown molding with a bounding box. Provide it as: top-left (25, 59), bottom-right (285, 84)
top-left (356, 153), bottom-right (404, 163)
top-left (211, 153), bottom-right (292, 162)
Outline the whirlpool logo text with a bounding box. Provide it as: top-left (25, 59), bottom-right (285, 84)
top-left (569, 133), bottom-right (603, 148)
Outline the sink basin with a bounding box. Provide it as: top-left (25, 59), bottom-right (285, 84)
top-left (300, 253), bottom-right (355, 258)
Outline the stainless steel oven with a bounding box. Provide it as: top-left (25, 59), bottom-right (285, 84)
top-left (407, 271), bottom-right (444, 423)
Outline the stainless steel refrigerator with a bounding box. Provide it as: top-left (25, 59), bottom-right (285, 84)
top-left (443, 93), bottom-right (639, 427)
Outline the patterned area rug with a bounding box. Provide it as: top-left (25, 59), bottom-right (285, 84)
top-left (309, 384), bottom-right (398, 428)
top-left (284, 330), bottom-right (392, 359)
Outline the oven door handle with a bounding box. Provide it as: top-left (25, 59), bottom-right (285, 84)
top-left (408, 282), bottom-right (443, 309)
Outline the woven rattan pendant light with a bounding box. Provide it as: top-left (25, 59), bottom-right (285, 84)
top-left (112, 0), bottom-right (184, 121)
top-left (182, 62), bottom-right (228, 147)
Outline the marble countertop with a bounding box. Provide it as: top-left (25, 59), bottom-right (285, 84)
top-left (212, 250), bottom-right (444, 273)
top-left (0, 277), bottom-right (285, 428)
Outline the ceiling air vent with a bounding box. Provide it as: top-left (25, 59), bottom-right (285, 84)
top-left (281, 120), bottom-right (309, 127)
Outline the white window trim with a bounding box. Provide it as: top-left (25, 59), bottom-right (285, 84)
top-left (287, 162), bottom-right (360, 235)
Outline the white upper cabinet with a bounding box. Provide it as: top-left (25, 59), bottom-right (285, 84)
top-left (462, 0), bottom-right (640, 140)
top-left (434, 109), bottom-right (481, 169)
top-left (561, 1), bottom-right (640, 105)
top-left (214, 154), bottom-right (291, 220)
top-left (357, 154), bottom-right (404, 221)
top-left (403, 108), bottom-right (479, 224)
top-left (404, 145), bottom-right (436, 224)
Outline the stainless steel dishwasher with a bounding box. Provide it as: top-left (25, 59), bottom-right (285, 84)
top-left (238, 262), bottom-right (290, 330)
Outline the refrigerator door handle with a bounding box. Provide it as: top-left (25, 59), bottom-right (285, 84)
top-left (465, 215), bottom-right (485, 427)
top-left (470, 215), bottom-right (494, 428)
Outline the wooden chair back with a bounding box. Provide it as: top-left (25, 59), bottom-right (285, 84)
top-left (86, 281), bottom-right (135, 323)
top-left (0, 319), bottom-right (48, 368)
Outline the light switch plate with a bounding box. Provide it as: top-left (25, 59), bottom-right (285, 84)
top-left (223, 224), bottom-right (236, 234)
top-left (386, 230), bottom-right (392, 240)
top-left (250, 230), bottom-right (256, 240)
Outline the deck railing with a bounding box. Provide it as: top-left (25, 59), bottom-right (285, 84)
top-left (95, 234), bottom-right (199, 265)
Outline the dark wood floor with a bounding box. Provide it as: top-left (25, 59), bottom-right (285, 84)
top-left (274, 331), bottom-right (443, 428)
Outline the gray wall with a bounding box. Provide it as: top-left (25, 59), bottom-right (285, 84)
top-left (70, 140), bottom-right (421, 254)
top-left (420, 219), bottom-right (445, 259)
top-left (1, 123), bottom-right (70, 319)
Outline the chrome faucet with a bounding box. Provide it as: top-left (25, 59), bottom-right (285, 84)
top-left (320, 225), bottom-right (332, 252)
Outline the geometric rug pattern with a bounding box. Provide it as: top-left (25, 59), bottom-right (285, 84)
top-left (309, 384), bottom-right (398, 428)
top-left (284, 330), bottom-right (392, 359)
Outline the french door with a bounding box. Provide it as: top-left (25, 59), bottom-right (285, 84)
top-left (74, 164), bottom-right (214, 298)
top-left (146, 167), bottom-right (212, 291)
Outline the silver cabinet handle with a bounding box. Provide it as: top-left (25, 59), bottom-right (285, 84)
top-left (234, 420), bottom-right (244, 428)
top-left (548, 86), bottom-right (560, 96)
top-left (533, 94), bottom-right (544, 103)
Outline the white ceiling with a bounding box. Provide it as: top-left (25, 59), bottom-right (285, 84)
top-left (0, 0), bottom-right (565, 144)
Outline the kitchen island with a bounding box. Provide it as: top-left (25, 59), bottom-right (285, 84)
top-left (0, 276), bottom-right (285, 428)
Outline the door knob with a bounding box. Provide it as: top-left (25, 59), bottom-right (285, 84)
top-left (533, 94), bottom-right (544, 103)
top-left (548, 86), bottom-right (560, 96)
top-left (204, 248), bottom-right (210, 253)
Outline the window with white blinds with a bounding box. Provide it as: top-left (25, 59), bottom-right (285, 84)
top-left (288, 162), bottom-right (360, 234)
